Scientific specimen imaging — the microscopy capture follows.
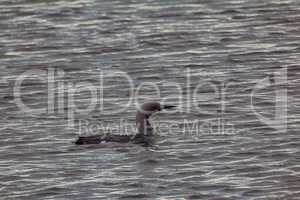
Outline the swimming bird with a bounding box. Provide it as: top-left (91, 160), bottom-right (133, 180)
top-left (75, 102), bottom-right (175, 146)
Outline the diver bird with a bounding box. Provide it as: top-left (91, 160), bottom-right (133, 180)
top-left (75, 102), bottom-right (175, 146)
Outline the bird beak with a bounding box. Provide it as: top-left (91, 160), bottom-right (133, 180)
top-left (162, 105), bottom-right (176, 110)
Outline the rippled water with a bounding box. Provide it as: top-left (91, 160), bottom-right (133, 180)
top-left (1, 0), bottom-right (300, 199)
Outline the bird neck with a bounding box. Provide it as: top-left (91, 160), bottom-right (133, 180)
top-left (136, 112), bottom-right (153, 136)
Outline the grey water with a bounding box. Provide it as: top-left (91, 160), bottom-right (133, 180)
top-left (0, 0), bottom-right (300, 199)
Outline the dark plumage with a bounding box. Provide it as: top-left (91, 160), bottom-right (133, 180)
top-left (74, 102), bottom-right (175, 146)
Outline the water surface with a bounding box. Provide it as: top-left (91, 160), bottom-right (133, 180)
top-left (0, 0), bottom-right (300, 199)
